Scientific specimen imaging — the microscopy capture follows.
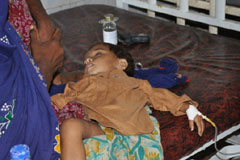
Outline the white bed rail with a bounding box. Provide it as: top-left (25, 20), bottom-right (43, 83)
top-left (116, 0), bottom-right (240, 34)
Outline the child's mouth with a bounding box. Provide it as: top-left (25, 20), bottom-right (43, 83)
top-left (85, 63), bottom-right (94, 73)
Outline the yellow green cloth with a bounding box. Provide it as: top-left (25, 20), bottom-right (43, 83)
top-left (84, 106), bottom-right (164, 160)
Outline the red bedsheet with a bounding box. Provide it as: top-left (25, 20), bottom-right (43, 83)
top-left (50, 4), bottom-right (240, 159)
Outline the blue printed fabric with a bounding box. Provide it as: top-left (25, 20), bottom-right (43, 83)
top-left (0, 0), bottom-right (60, 159)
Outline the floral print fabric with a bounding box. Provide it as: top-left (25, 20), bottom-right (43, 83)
top-left (84, 106), bottom-right (164, 160)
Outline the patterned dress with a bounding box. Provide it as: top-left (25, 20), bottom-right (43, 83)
top-left (84, 106), bottom-right (164, 160)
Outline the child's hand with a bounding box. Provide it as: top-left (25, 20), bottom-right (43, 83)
top-left (186, 105), bottom-right (205, 136)
top-left (189, 114), bottom-right (205, 136)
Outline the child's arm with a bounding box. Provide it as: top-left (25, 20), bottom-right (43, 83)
top-left (140, 80), bottom-right (204, 136)
top-left (140, 79), bottom-right (198, 116)
top-left (151, 87), bottom-right (204, 136)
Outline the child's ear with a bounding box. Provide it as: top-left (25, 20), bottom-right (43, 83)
top-left (117, 59), bottom-right (128, 70)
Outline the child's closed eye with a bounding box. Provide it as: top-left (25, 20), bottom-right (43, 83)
top-left (94, 52), bottom-right (102, 58)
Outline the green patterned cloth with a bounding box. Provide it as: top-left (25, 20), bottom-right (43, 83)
top-left (84, 106), bottom-right (164, 160)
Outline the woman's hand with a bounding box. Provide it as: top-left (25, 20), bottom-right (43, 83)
top-left (26, 0), bottom-right (56, 42)
top-left (37, 18), bottom-right (56, 42)
top-left (29, 25), bottom-right (64, 89)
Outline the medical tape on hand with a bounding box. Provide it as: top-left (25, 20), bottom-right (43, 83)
top-left (186, 104), bottom-right (202, 120)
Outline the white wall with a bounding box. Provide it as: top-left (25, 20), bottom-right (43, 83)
top-left (41, 0), bottom-right (116, 14)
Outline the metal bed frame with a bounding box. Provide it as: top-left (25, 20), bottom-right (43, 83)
top-left (116, 0), bottom-right (240, 34)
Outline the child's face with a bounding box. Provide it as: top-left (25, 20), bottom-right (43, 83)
top-left (83, 44), bottom-right (121, 75)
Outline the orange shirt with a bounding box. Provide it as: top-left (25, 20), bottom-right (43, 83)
top-left (51, 70), bottom-right (198, 135)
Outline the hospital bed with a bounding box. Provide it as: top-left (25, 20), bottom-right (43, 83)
top-left (50, 3), bottom-right (240, 159)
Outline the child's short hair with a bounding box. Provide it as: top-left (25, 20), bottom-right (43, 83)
top-left (106, 43), bottom-right (134, 77)
top-left (89, 43), bottom-right (135, 77)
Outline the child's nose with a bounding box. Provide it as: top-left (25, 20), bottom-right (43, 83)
top-left (84, 58), bottom-right (93, 64)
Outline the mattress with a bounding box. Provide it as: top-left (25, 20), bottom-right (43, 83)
top-left (50, 4), bottom-right (240, 160)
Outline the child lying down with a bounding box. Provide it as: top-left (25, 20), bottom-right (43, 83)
top-left (51, 43), bottom-right (205, 160)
